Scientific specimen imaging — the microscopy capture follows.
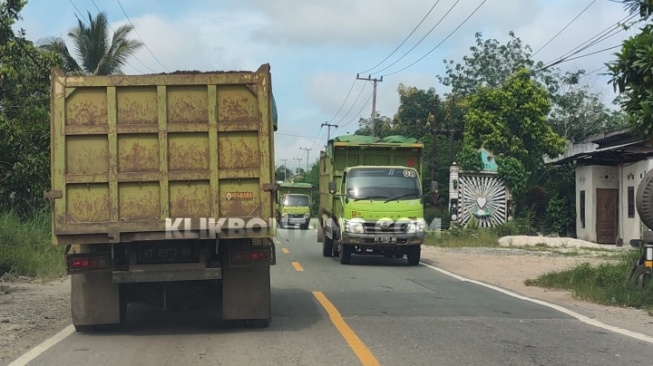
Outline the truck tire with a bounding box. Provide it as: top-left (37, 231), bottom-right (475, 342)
top-left (406, 246), bottom-right (421, 266)
top-left (629, 264), bottom-right (652, 288)
top-left (339, 244), bottom-right (352, 264)
top-left (323, 235), bottom-right (333, 257)
top-left (636, 169), bottom-right (653, 229)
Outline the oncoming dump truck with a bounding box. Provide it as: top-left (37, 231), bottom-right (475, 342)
top-left (47, 64), bottom-right (278, 330)
top-left (317, 135), bottom-right (425, 265)
top-left (276, 182), bottom-right (312, 229)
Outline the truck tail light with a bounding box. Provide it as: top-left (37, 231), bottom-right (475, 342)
top-left (67, 254), bottom-right (111, 272)
top-left (230, 249), bottom-right (274, 265)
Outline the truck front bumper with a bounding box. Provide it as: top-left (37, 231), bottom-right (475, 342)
top-left (341, 232), bottom-right (424, 246)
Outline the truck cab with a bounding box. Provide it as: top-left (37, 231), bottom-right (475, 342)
top-left (318, 135), bottom-right (426, 265)
top-left (276, 182), bottom-right (312, 230)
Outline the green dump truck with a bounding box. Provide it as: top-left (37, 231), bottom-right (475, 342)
top-left (47, 64), bottom-right (278, 330)
top-left (317, 135), bottom-right (425, 265)
top-left (276, 182), bottom-right (312, 230)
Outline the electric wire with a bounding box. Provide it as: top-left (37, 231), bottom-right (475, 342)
top-left (358, 0), bottom-right (441, 75)
top-left (532, 0), bottom-right (597, 57)
top-left (89, 0), bottom-right (151, 74)
top-left (381, 0), bottom-right (486, 77)
top-left (335, 82), bottom-right (369, 125)
top-left (340, 90), bottom-right (374, 128)
top-left (371, 0), bottom-right (461, 76)
top-left (115, 0), bottom-right (170, 72)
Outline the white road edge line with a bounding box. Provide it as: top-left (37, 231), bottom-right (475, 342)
top-left (8, 324), bottom-right (75, 366)
top-left (422, 262), bottom-right (653, 344)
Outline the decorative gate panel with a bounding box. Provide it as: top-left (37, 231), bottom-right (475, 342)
top-left (458, 174), bottom-right (507, 227)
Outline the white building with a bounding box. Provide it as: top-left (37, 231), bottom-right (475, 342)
top-left (547, 129), bottom-right (653, 245)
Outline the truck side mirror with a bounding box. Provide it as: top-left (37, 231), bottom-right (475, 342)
top-left (328, 181), bottom-right (336, 194)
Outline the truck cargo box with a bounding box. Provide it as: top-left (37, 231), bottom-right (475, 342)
top-left (48, 64), bottom-right (277, 246)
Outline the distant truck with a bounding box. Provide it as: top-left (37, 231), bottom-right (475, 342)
top-left (47, 64), bottom-right (278, 330)
top-left (276, 182), bottom-right (312, 230)
top-left (317, 135), bottom-right (426, 265)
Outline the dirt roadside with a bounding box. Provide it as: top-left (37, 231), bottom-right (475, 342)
top-left (2, 245), bottom-right (653, 364)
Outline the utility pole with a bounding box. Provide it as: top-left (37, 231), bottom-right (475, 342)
top-left (356, 74), bottom-right (383, 136)
top-left (299, 147), bottom-right (311, 171)
top-left (293, 157), bottom-right (302, 174)
top-left (280, 158), bottom-right (288, 182)
top-left (321, 122), bottom-right (338, 144)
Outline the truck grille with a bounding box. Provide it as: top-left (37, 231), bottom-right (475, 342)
top-left (289, 213), bottom-right (304, 218)
top-left (363, 222), bottom-right (408, 234)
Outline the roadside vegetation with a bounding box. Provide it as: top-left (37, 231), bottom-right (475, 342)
top-left (525, 249), bottom-right (653, 313)
top-left (0, 210), bottom-right (66, 281)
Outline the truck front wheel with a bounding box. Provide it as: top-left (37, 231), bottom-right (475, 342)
top-left (406, 246), bottom-right (421, 266)
top-left (339, 243), bottom-right (352, 264)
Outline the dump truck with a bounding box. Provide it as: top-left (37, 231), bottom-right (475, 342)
top-left (47, 64), bottom-right (278, 330)
top-left (275, 182), bottom-right (312, 229)
top-left (317, 135), bottom-right (425, 265)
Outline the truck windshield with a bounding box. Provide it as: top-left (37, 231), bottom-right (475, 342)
top-left (284, 195), bottom-right (309, 206)
top-left (346, 168), bottom-right (421, 201)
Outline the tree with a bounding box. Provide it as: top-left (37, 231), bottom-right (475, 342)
top-left (437, 31), bottom-right (556, 96)
top-left (0, 0), bottom-right (60, 214)
top-left (607, 0), bottom-right (653, 138)
top-left (462, 69), bottom-right (567, 197)
top-left (39, 11), bottom-right (142, 75)
top-left (439, 31), bottom-right (622, 142)
top-left (275, 165), bottom-right (292, 182)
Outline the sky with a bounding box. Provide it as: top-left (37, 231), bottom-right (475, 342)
top-left (14, 0), bottom-right (642, 171)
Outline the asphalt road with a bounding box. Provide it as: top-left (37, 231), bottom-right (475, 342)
top-left (9, 226), bottom-right (653, 366)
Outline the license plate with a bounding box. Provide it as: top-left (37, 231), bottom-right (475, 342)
top-left (374, 236), bottom-right (397, 243)
top-left (137, 243), bottom-right (196, 264)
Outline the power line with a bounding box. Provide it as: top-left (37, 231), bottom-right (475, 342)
top-left (381, 0), bottom-right (487, 78)
top-left (326, 78), bottom-right (356, 124)
top-left (532, 0), bottom-right (597, 57)
top-left (335, 82), bottom-right (368, 125)
top-left (115, 0), bottom-right (170, 72)
top-left (544, 13), bottom-right (636, 67)
top-left (68, 0), bottom-right (89, 24)
top-left (359, 0), bottom-right (441, 75)
top-left (371, 0), bottom-right (461, 76)
top-left (0, 17), bottom-right (47, 72)
top-left (89, 0), bottom-right (151, 74)
top-left (276, 132), bottom-right (324, 140)
top-left (341, 90), bottom-right (374, 128)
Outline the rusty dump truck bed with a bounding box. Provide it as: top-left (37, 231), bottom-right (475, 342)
top-left (48, 64), bottom-right (276, 245)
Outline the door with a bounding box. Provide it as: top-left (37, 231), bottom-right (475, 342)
top-left (596, 188), bottom-right (618, 244)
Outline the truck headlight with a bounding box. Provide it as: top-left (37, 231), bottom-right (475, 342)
top-left (406, 219), bottom-right (426, 233)
top-left (344, 219), bottom-right (365, 234)
top-left (304, 213), bottom-right (310, 219)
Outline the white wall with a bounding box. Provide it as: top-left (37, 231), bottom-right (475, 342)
top-left (621, 159), bottom-right (653, 244)
top-left (576, 166), bottom-right (593, 242)
top-left (576, 165), bottom-right (619, 242)
top-left (577, 159), bottom-right (653, 245)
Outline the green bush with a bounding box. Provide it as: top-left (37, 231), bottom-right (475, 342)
top-left (0, 209), bottom-right (65, 280)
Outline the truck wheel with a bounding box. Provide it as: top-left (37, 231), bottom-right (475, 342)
top-left (339, 244), bottom-right (352, 264)
top-left (637, 169), bottom-right (653, 229)
top-left (322, 235), bottom-right (333, 257)
top-left (406, 246), bottom-right (421, 266)
top-left (629, 265), bottom-right (652, 288)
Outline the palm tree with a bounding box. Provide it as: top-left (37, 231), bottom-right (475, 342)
top-left (39, 11), bottom-right (143, 75)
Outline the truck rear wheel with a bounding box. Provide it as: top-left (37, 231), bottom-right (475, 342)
top-left (322, 235), bottom-right (333, 257)
top-left (637, 169), bottom-right (653, 229)
top-left (406, 246), bottom-right (421, 266)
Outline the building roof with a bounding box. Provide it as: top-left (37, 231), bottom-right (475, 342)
top-left (547, 128), bottom-right (653, 166)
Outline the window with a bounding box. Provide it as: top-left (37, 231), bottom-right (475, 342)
top-left (580, 190), bottom-right (585, 228)
top-left (628, 186), bottom-right (635, 218)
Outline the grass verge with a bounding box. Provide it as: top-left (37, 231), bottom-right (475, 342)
top-left (524, 249), bottom-right (653, 312)
top-left (0, 210), bottom-right (66, 281)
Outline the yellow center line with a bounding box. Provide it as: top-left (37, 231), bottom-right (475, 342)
top-left (282, 248), bottom-right (290, 254)
top-left (291, 261), bottom-right (304, 272)
top-left (312, 291), bottom-right (380, 366)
